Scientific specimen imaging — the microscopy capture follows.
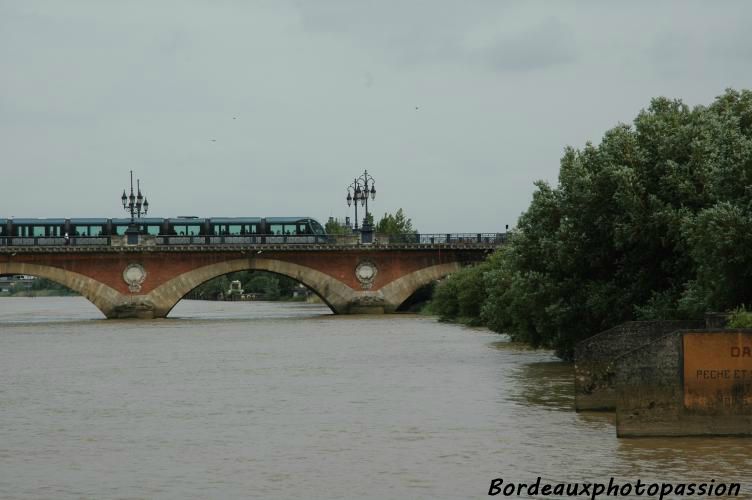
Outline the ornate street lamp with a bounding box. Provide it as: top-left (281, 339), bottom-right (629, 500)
top-left (121, 171), bottom-right (149, 244)
top-left (356, 169), bottom-right (376, 229)
top-left (346, 178), bottom-right (363, 230)
top-left (121, 170), bottom-right (149, 225)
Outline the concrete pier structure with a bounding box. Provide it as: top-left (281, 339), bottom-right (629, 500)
top-left (615, 330), bottom-right (752, 437)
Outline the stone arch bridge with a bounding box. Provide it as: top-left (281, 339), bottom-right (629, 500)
top-left (0, 239), bottom-right (499, 318)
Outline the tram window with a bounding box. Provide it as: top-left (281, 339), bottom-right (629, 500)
top-left (141, 225), bottom-right (160, 235)
top-left (73, 225), bottom-right (104, 237)
top-left (298, 224), bottom-right (308, 234)
top-left (173, 225), bottom-right (200, 236)
top-left (271, 224), bottom-right (297, 235)
top-left (227, 225), bottom-right (241, 235)
top-left (237, 224), bottom-right (258, 234)
top-left (114, 226), bottom-right (127, 236)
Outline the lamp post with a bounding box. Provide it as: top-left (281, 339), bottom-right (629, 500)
top-left (356, 169), bottom-right (376, 229)
top-left (121, 170), bottom-right (149, 244)
top-left (346, 178), bottom-right (363, 231)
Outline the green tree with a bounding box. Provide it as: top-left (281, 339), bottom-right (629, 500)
top-left (431, 89), bottom-right (752, 359)
top-left (363, 212), bottom-right (375, 228)
top-left (430, 262), bottom-right (491, 325)
top-left (186, 270), bottom-right (299, 301)
top-left (245, 273), bottom-right (281, 299)
top-left (376, 208), bottom-right (417, 234)
top-left (325, 218), bottom-right (350, 235)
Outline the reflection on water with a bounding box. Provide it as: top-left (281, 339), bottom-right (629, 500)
top-left (508, 360), bottom-right (573, 412)
top-left (0, 297), bottom-right (750, 500)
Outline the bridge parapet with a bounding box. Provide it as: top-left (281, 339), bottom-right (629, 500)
top-left (0, 233), bottom-right (506, 252)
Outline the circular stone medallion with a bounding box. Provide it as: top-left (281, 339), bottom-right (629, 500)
top-left (123, 263), bottom-right (147, 293)
top-left (355, 260), bottom-right (377, 289)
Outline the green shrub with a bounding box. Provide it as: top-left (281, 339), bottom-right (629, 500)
top-left (728, 307), bottom-right (752, 328)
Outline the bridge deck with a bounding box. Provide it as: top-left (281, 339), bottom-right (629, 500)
top-left (0, 242), bottom-right (500, 253)
top-left (0, 233), bottom-right (505, 253)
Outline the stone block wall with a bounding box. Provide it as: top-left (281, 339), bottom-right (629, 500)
top-left (574, 320), bottom-right (704, 411)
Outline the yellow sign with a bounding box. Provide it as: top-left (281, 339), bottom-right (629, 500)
top-left (683, 332), bottom-right (752, 411)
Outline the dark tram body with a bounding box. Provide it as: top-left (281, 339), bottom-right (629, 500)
top-left (0, 217), bottom-right (327, 246)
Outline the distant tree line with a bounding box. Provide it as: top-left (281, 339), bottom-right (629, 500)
top-left (1, 278), bottom-right (78, 297)
top-left (185, 271), bottom-right (304, 301)
top-left (430, 89), bottom-right (752, 359)
top-left (326, 208), bottom-right (417, 235)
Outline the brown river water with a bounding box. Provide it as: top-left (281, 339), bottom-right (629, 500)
top-left (0, 297), bottom-right (750, 499)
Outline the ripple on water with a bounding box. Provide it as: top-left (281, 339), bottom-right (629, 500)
top-left (1, 297), bottom-right (751, 500)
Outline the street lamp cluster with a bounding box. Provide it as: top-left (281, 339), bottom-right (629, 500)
top-left (345, 170), bottom-right (376, 231)
top-left (120, 170), bottom-right (150, 244)
top-left (121, 170), bottom-right (149, 224)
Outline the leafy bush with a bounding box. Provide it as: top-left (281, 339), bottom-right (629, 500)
top-left (728, 307), bottom-right (752, 329)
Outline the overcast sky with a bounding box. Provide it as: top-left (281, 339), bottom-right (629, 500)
top-left (2, 1), bottom-right (751, 232)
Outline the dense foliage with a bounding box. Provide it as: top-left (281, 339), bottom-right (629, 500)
top-left (325, 209), bottom-right (414, 235)
top-left (325, 218), bottom-right (350, 235)
top-left (431, 89), bottom-right (752, 359)
top-left (376, 208), bottom-right (417, 234)
top-left (728, 307), bottom-right (752, 329)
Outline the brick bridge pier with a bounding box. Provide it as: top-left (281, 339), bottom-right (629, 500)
top-left (0, 241), bottom-right (496, 318)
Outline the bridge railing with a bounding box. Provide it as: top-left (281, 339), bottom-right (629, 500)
top-left (153, 234), bottom-right (334, 245)
top-left (378, 233), bottom-right (507, 245)
top-left (0, 233), bottom-right (506, 247)
top-left (0, 236), bottom-right (111, 247)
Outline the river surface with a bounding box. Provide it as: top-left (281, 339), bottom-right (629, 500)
top-left (0, 297), bottom-right (750, 499)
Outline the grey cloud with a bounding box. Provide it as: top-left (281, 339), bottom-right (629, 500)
top-left (472, 17), bottom-right (577, 72)
top-left (293, 0), bottom-right (502, 67)
top-left (293, 1), bottom-right (575, 72)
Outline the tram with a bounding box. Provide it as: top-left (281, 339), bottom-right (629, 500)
top-left (0, 217), bottom-right (327, 246)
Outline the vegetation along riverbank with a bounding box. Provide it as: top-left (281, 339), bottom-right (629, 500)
top-left (429, 89), bottom-right (752, 360)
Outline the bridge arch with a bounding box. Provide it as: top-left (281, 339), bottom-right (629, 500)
top-left (379, 262), bottom-right (462, 312)
top-left (0, 262), bottom-right (122, 318)
top-left (147, 257), bottom-right (356, 317)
